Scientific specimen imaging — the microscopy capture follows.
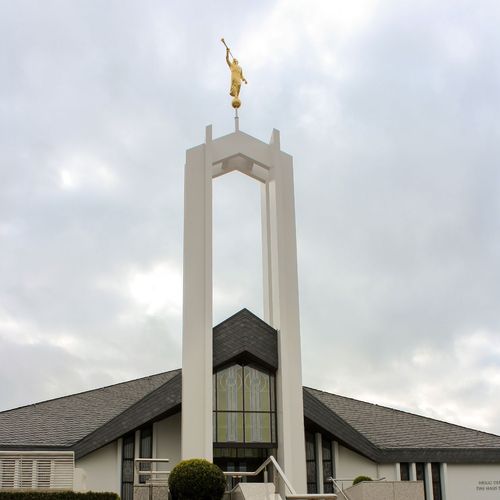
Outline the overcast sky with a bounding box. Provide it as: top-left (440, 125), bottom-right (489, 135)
top-left (1, 0), bottom-right (500, 436)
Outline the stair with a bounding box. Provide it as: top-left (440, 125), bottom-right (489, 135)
top-left (231, 482), bottom-right (282, 499)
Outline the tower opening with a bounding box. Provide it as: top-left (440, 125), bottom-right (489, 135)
top-left (213, 171), bottom-right (263, 323)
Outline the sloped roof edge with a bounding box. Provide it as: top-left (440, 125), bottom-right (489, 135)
top-left (304, 387), bottom-right (500, 463)
top-left (73, 372), bottom-right (182, 459)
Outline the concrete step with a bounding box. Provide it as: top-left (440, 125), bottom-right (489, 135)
top-left (231, 482), bottom-right (281, 499)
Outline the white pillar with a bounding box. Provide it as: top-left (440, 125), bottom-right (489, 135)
top-left (134, 430), bottom-right (140, 484)
top-left (395, 463), bottom-right (401, 481)
top-left (315, 433), bottom-right (324, 493)
top-left (425, 462), bottom-right (434, 500)
top-left (440, 463), bottom-right (448, 500)
top-left (181, 125), bottom-right (213, 461)
top-left (333, 440), bottom-right (339, 479)
top-left (116, 438), bottom-right (123, 494)
top-left (410, 463), bottom-right (417, 481)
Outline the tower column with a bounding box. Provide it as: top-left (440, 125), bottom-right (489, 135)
top-left (181, 125), bottom-right (213, 461)
top-left (262, 129), bottom-right (307, 494)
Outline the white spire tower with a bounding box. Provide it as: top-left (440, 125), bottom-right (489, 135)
top-left (181, 121), bottom-right (307, 492)
top-left (182, 40), bottom-right (306, 493)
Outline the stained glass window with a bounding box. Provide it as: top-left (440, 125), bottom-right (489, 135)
top-left (213, 363), bottom-right (276, 445)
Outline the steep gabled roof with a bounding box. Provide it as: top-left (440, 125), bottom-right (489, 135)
top-left (0, 369), bottom-right (180, 449)
top-left (213, 308), bottom-right (278, 370)
top-left (305, 387), bottom-right (500, 463)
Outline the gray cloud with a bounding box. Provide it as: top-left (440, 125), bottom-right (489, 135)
top-left (1, 0), bottom-right (500, 435)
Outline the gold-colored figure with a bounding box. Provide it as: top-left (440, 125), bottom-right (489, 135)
top-left (221, 38), bottom-right (247, 108)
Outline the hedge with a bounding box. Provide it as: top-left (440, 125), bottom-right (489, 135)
top-left (352, 475), bottom-right (372, 485)
top-left (168, 459), bottom-right (226, 500)
top-left (0, 492), bottom-right (119, 500)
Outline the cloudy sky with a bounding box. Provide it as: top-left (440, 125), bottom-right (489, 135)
top-left (1, 0), bottom-right (500, 435)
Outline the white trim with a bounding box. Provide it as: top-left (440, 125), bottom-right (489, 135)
top-left (395, 462), bottom-right (401, 481)
top-left (134, 430), bottom-right (140, 485)
top-left (152, 422), bottom-right (158, 477)
top-left (332, 441), bottom-right (339, 480)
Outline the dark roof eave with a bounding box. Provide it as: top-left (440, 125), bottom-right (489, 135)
top-left (73, 373), bottom-right (182, 459)
top-left (303, 388), bottom-right (500, 464)
top-left (379, 447), bottom-right (500, 464)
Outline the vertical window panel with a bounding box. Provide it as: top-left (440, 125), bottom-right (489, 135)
top-left (432, 463), bottom-right (442, 500)
top-left (305, 431), bottom-right (317, 494)
top-left (245, 413), bottom-right (271, 442)
top-left (322, 439), bottom-right (333, 493)
top-left (139, 426), bottom-right (152, 484)
top-left (217, 365), bottom-right (243, 411)
top-left (244, 366), bottom-right (270, 411)
top-left (121, 433), bottom-right (135, 500)
top-left (217, 412), bottom-right (244, 442)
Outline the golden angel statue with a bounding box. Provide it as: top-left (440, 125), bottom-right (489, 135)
top-left (222, 38), bottom-right (247, 108)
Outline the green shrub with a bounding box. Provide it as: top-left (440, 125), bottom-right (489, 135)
top-left (0, 493), bottom-right (119, 500)
top-left (168, 459), bottom-right (226, 500)
top-left (353, 475), bottom-right (372, 485)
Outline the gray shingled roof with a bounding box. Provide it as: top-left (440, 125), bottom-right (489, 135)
top-left (305, 387), bottom-right (500, 450)
top-left (305, 387), bottom-right (500, 462)
top-left (213, 308), bottom-right (278, 370)
top-left (0, 369), bottom-right (180, 448)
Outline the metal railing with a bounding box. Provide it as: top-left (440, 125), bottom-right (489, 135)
top-left (223, 455), bottom-right (337, 499)
top-left (327, 476), bottom-right (387, 500)
top-left (134, 458), bottom-right (171, 485)
top-left (327, 478), bottom-right (351, 500)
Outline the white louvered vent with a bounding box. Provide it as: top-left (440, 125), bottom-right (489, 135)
top-left (0, 452), bottom-right (74, 490)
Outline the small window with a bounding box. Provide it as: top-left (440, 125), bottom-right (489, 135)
top-left (139, 425), bottom-right (153, 484)
top-left (400, 462), bottom-right (410, 481)
top-left (121, 433), bottom-right (135, 500)
top-left (322, 439), bottom-right (334, 493)
top-left (432, 463), bottom-right (442, 500)
top-left (305, 431), bottom-right (317, 493)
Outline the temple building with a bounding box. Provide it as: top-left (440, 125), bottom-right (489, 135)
top-left (1, 124), bottom-right (500, 500)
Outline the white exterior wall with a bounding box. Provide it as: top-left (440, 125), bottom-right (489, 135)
top-left (447, 464), bottom-right (500, 500)
top-left (377, 463), bottom-right (397, 481)
top-left (335, 445), bottom-right (378, 488)
top-left (155, 413), bottom-right (182, 471)
top-left (76, 441), bottom-right (119, 494)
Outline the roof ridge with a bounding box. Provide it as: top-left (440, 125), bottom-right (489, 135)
top-left (304, 386), bottom-right (500, 439)
top-left (213, 308), bottom-right (276, 332)
top-left (0, 368), bottom-right (181, 415)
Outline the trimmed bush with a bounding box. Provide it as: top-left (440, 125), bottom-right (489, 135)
top-left (168, 459), bottom-right (226, 500)
top-left (0, 493), bottom-right (118, 500)
top-left (352, 475), bottom-right (373, 485)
